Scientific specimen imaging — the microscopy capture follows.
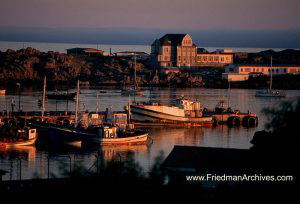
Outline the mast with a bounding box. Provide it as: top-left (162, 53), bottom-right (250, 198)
top-left (134, 53), bottom-right (137, 90)
top-left (128, 95), bottom-right (131, 124)
top-left (42, 76), bottom-right (46, 122)
top-left (96, 93), bottom-right (99, 113)
top-left (75, 80), bottom-right (80, 127)
top-left (270, 56), bottom-right (273, 90)
top-left (228, 79), bottom-right (231, 108)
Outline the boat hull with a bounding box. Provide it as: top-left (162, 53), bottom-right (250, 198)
top-left (49, 126), bottom-right (95, 143)
top-left (93, 133), bottom-right (149, 145)
top-left (130, 105), bottom-right (213, 126)
top-left (255, 90), bottom-right (286, 97)
top-left (0, 137), bottom-right (37, 148)
top-left (46, 93), bottom-right (76, 100)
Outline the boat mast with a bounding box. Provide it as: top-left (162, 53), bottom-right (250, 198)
top-left (134, 53), bottom-right (137, 90)
top-left (128, 95), bottom-right (131, 124)
top-left (228, 79), bottom-right (231, 108)
top-left (42, 76), bottom-right (46, 122)
top-left (270, 56), bottom-right (273, 90)
top-left (96, 93), bottom-right (99, 113)
top-left (75, 80), bottom-right (80, 127)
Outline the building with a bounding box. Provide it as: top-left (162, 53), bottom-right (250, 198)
top-left (151, 34), bottom-right (233, 69)
top-left (67, 48), bottom-right (109, 56)
top-left (151, 34), bottom-right (197, 68)
top-left (161, 145), bottom-right (253, 184)
top-left (234, 52), bottom-right (249, 59)
top-left (113, 51), bottom-right (149, 60)
top-left (222, 64), bottom-right (300, 81)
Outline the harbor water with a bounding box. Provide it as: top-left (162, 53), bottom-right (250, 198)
top-left (1, 86), bottom-right (299, 180)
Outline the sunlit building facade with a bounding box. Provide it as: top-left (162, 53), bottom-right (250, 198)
top-left (222, 64), bottom-right (300, 81)
top-left (151, 34), bottom-right (233, 69)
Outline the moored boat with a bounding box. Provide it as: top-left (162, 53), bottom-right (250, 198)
top-left (121, 87), bottom-right (143, 96)
top-left (0, 89), bottom-right (6, 95)
top-left (0, 127), bottom-right (38, 148)
top-left (255, 89), bottom-right (286, 97)
top-left (46, 92), bottom-right (76, 100)
top-left (130, 98), bottom-right (213, 126)
top-left (48, 124), bottom-right (149, 146)
top-left (92, 125), bottom-right (149, 145)
top-left (255, 56), bottom-right (286, 98)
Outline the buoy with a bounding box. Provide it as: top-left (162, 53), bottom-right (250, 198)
top-left (212, 118), bottom-right (218, 126)
top-left (228, 117), bottom-right (240, 127)
top-left (242, 116), bottom-right (257, 127)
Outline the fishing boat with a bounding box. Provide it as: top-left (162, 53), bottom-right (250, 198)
top-left (92, 125), bottom-right (149, 145)
top-left (45, 80), bottom-right (149, 145)
top-left (0, 127), bottom-right (38, 148)
top-left (255, 56), bottom-right (286, 97)
top-left (46, 92), bottom-right (76, 100)
top-left (130, 97), bottom-right (213, 126)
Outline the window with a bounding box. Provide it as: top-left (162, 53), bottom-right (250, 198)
top-left (284, 68), bottom-right (287, 73)
top-left (276, 69), bottom-right (279, 73)
top-left (241, 68), bottom-right (243, 72)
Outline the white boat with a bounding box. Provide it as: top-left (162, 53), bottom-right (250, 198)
top-left (92, 126), bottom-right (149, 145)
top-left (255, 89), bottom-right (286, 97)
top-left (121, 54), bottom-right (143, 96)
top-left (121, 87), bottom-right (143, 96)
top-left (255, 56), bottom-right (286, 97)
top-left (130, 98), bottom-right (213, 126)
top-left (0, 128), bottom-right (38, 148)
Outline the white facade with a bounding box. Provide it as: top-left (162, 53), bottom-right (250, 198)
top-left (222, 64), bottom-right (300, 81)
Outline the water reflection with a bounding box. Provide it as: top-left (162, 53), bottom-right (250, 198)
top-left (0, 145), bottom-right (37, 161)
top-left (1, 87), bottom-right (299, 180)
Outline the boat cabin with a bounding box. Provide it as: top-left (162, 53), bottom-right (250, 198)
top-left (100, 126), bottom-right (118, 138)
top-left (106, 109), bottom-right (128, 129)
top-left (18, 128), bottom-right (37, 140)
top-left (176, 99), bottom-right (201, 111)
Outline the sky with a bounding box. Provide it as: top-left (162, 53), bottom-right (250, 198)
top-left (0, 0), bottom-right (300, 47)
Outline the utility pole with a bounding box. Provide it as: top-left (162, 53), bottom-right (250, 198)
top-left (75, 80), bottom-right (80, 127)
top-left (17, 83), bottom-right (21, 112)
top-left (42, 76), bottom-right (46, 122)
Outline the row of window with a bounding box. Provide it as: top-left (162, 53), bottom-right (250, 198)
top-left (197, 56), bottom-right (231, 62)
top-left (183, 40), bottom-right (192, 45)
top-left (241, 67), bottom-right (290, 73)
top-left (178, 56), bottom-right (195, 61)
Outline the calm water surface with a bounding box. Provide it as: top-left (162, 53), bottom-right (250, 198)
top-left (1, 40), bottom-right (298, 54)
top-left (1, 87), bottom-right (299, 180)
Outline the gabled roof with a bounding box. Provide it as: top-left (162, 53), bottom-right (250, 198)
top-left (158, 34), bottom-right (188, 46)
top-left (161, 145), bottom-right (251, 173)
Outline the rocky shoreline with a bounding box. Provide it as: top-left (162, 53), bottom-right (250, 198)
top-left (1, 47), bottom-right (300, 89)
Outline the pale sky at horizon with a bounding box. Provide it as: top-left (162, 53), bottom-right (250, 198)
top-left (0, 0), bottom-right (300, 30)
